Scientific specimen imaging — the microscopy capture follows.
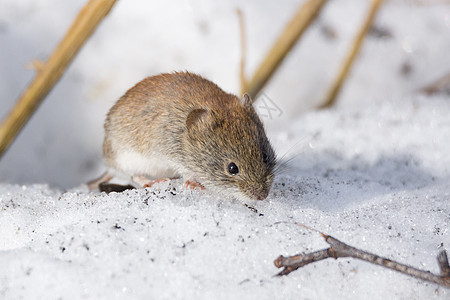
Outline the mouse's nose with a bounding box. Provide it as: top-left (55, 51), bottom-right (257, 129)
top-left (252, 187), bottom-right (269, 201)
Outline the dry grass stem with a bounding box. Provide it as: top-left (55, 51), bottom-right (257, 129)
top-left (0, 0), bottom-right (117, 158)
top-left (245, 0), bottom-right (328, 101)
top-left (237, 8), bottom-right (248, 96)
top-left (420, 72), bottom-right (450, 95)
top-left (320, 0), bottom-right (384, 108)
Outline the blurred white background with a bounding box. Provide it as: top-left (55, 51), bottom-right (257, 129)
top-left (1, 0), bottom-right (449, 187)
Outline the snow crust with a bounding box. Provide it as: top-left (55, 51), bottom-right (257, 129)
top-left (0, 0), bottom-right (449, 299)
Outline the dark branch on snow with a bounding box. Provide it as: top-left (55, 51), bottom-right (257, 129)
top-left (274, 229), bottom-right (450, 288)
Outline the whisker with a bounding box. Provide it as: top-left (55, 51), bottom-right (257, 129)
top-left (273, 132), bottom-right (317, 174)
top-left (276, 133), bottom-right (313, 162)
top-left (273, 159), bottom-right (294, 175)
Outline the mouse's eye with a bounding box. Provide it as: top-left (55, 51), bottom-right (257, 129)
top-left (227, 162), bottom-right (239, 175)
top-left (262, 152), bottom-right (268, 164)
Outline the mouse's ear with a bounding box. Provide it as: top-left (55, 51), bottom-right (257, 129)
top-left (186, 108), bottom-right (208, 131)
top-left (240, 93), bottom-right (253, 108)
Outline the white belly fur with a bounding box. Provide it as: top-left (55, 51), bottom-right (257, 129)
top-left (113, 149), bottom-right (180, 180)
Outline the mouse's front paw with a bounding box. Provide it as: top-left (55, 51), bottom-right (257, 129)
top-left (132, 175), bottom-right (168, 188)
top-left (185, 179), bottom-right (205, 190)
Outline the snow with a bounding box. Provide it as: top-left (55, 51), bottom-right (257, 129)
top-left (0, 0), bottom-right (449, 299)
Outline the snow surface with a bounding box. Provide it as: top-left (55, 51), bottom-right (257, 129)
top-left (1, 0), bottom-right (450, 299)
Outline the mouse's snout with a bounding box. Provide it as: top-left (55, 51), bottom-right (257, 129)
top-left (249, 186), bottom-right (270, 201)
top-left (240, 171), bottom-right (275, 201)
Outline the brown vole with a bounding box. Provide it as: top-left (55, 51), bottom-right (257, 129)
top-left (88, 72), bottom-right (276, 201)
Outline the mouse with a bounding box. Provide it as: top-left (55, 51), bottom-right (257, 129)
top-left (88, 71), bottom-right (276, 201)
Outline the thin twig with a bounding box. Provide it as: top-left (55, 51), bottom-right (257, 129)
top-left (320, 0), bottom-right (384, 108)
top-left (275, 248), bottom-right (331, 276)
top-left (245, 0), bottom-right (328, 101)
top-left (99, 183), bottom-right (135, 194)
top-left (438, 250), bottom-right (450, 278)
top-left (274, 230), bottom-right (450, 288)
top-left (0, 0), bottom-right (118, 159)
